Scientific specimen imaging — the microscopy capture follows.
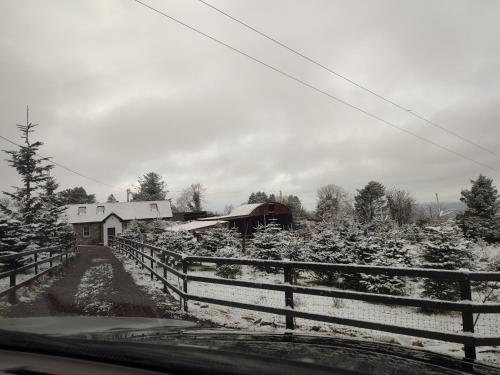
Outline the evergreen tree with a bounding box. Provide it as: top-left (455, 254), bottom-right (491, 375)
top-left (355, 181), bottom-right (386, 223)
top-left (58, 187), bottom-right (96, 204)
top-left (121, 219), bottom-right (145, 241)
top-left (197, 227), bottom-right (241, 256)
top-left (358, 231), bottom-right (412, 296)
top-left (304, 222), bottom-right (359, 287)
top-left (0, 214), bottom-right (26, 271)
top-left (458, 175), bottom-right (499, 241)
top-left (132, 172), bottom-right (167, 201)
top-left (106, 194), bottom-right (118, 203)
top-left (214, 245), bottom-right (242, 279)
top-left (250, 222), bottom-right (291, 272)
top-left (1, 114), bottom-right (53, 247)
top-left (420, 223), bottom-right (474, 300)
top-left (38, 175), bottom-right (67, 246)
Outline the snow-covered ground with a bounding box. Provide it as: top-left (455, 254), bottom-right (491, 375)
top-left (114, 249), bottom-right (500, 366)
top-left (75, 263), bottom-right (114, 314)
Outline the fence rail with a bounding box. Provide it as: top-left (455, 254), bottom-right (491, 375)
top-left (0, 241), bottom-right (78, 303)
top-left (110, 236), bottom-right (500, 362)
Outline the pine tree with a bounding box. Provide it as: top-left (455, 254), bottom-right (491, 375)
top-left (0, 214), bottom-right (27, 271)
top-left (1, 111), bottom-right (53, 247)
top-left (197, 227), bottom-right (241, 256)
top-left (420, 223), bottom-right (473, 300)
top-left (304, 222), bottom-right (359, 287)
top-left (358, 231), bottom-right (412, 295)
top-left (251, 223), bottom-right (288, 260)
top-left (38, 175), bottom-right (66, 246)
top-left (458, 174), bottom-right (499, 241)
top-left (132, 172), bottom-right (167, 201)
top-left (214, 245), bottom-right (242, 279)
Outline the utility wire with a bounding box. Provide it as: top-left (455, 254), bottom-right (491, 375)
top-left (0, 134), bottom-right (118, 189)
top-left (132, 0), bottom-right (498, 173)
top-left (195, 0), bottom-right (500, 160)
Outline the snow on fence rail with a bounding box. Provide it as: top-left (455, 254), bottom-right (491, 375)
top-left (0, 241), bottom-right (78, 303)
top-left (110, 236), bottom-right (500, 361)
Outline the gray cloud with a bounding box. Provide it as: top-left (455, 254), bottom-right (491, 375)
top-left (1, 0), bottom-right (499, 211)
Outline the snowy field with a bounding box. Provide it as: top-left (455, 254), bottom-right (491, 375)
top-left (115, 248), bottom-right (500, 366)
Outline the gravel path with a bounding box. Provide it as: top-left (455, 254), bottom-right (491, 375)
top-left (2, 246), bottom-right (180, 318)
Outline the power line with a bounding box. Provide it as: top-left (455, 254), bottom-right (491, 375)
top-left (132, 0), bottom-right (498, 173)
top-left (0, 134), bottom-right (118, 189)
top-left (195, 0), bottom-right (500, 160)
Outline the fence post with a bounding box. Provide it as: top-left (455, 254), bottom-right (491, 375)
top-left (459, 271), bottom-right (476, 361)
top-left (182, 258), bottom-right (188, 312)
top-left (284, 263), bottom-right (295, 330)
top-left (8, 260), bottom-right (17, 304)
top-left (150, 247), bottom-right (154, 280)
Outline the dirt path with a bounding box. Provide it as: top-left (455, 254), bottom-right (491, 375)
top-left (2, 246), bottom-right (180, 318)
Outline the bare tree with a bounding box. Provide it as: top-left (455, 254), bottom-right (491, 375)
top-left (315, 184), bottom-right (353, 222)
top-left (386, 188), bottom-right (416, 225)
top-left (176, 183), bottom-right (206, 212)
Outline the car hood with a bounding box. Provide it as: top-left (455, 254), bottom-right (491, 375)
top-left (0, 316), bottom-right (499, 375)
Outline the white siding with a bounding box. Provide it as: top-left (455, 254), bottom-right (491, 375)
top-left (103, 215), bottom-right (123, 246)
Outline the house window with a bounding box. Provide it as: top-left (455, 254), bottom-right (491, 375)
top-left (150, 203), bottom-right (158, 212)
top-left (78, 206), bottom-right (86, 215)
top-left (96, 205), bottom-right (105, 215)
top-left (83, 223), bottom-right (90, 237)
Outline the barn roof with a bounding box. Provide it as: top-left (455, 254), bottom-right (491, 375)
top-left (199, 202), bottom-right (290, 221)
top-left (168, 220), bottom-right (227, 232)
top-left (63, 200), bottom-right (173, 224)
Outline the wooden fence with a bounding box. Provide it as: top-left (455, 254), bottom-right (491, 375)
top-left (0, 241), bottom-right (78, 303)
top-left (110, 236), bottom-right (500, 361)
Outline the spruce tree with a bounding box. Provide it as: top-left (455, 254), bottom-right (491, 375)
top-left (458, 174), bottom-right (499, 241)
top-left (420, 223), bottom-right (473, 300)
top-left (132, 172), bottom-right (167, 201)
top-left (39, 175), bottom-right (66, 246)
top-left (1, 112), bottom-right (53, 247)
top-left (197, 227), bottom-right (241, 256)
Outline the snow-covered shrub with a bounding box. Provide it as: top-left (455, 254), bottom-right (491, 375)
top-left (197, 227), bottom-right (241, 257)
top-left (146, 219), bottom-right (167, 244)
top-left (420, 223), bottom-right (474, 301)
top-left (215, 245), bottom-right (241, 279)
top-left (120, 219), bottom-right (145, 242)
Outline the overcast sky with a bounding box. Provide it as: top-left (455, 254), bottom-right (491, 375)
top-left (1, 0), bottom-right (499, 211)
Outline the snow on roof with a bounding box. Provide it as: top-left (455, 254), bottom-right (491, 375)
top-left (198, 203), bottom-right (264, 221)
top-left (168, 220), bottom-right (227, 232)
top-left (63, 200), bottom-right (173, 224)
